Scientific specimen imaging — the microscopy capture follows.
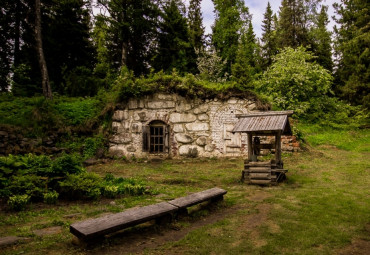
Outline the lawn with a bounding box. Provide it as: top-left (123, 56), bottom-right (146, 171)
top-left (1, 128), bottom-right (369, 254)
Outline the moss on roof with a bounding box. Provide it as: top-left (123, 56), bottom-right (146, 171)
top-left (116, 71), bottom-right (270, 110)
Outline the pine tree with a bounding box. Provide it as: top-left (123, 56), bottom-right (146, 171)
top-left (212, 0), bottom-right (251, 76)
top-left (277, 0), bottom-right (309, 48)
top-left (154, 0), bottom-right (196, 74)
top-left (309, 5), bottom-right (333, 72)
top-left (188, 0), bottom-right (205, 53)
top-left (333, 0), bottom-right (370, 108)
top-left (261, 2), bottom-right (278, 70)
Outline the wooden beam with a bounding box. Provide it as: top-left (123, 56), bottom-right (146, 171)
top-left (275, 131), bottom-right (282, 165)
top-left (247, 133), bottom-right (252, 162)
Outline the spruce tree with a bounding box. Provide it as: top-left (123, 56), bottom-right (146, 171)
top-left (97, 0), bottom-right (160, 75)
top-left (309, 5), bottom-right (333, 72)
top-left (154, 0), bottom-right (197, 74)
top-left (232, 22), bottom-right (260, 87)
top-left (188, 0), bottom-right (205, 53)
top-left (212, 0), bottom-right (251, 76)
top-left (333, 0), bottom-right (370, 108)
top-left (277, 0), bottom-right (309, 48)
top-left (261, 2), bottom-right (278, 70)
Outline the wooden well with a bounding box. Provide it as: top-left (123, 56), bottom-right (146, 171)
top-left (232, 111), bottom-right (293, 185)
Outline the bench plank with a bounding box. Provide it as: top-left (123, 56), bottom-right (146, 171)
top-left (168, 187), bottom-right (227, 209)
top-left (70, 202), bottom-right (177, 240)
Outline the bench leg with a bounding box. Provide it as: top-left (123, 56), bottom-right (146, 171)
top-left (155, 213), bottom-right (173, 225)
top-left (211, 195), bottom-right (224, 203)
top-left (175, 208), bottom-right (188, 218)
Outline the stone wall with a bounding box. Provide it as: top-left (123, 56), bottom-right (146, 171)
top-left (0, 127), bottom-right (63, 156)
top-left (109, 93), bottom-right (300, 158)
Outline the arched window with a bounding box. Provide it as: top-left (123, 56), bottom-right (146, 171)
top-left (142, 120), bottom-right (169, 154)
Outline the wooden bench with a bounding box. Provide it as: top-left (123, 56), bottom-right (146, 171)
top-left (70, 187), bottom-right (227, 244)
top-left (168, 187), bottom-right (227, 212)
top-left (70, 202), bottom-right (177, 242)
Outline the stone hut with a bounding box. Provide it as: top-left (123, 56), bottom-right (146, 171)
top-left (109, 93), bottom-right (299, 158)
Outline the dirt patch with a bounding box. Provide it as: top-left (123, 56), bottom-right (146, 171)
top-left (33, 226), bottom-right (63, 237)
top-left (241, 203), bottom-right (272, 248)
top-left (248, 191), bottom-right (272, 202)
top-left (337, 224), bottom-right (370, 255)
top-left (86, 204), bottom-right (239, 255)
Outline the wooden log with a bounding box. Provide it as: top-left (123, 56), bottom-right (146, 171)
top-left (248, 179), bottom-right (272, 185)
top-left (249, 173), bottom-right (271, 179)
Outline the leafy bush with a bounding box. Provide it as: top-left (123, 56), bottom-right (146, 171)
top-left (103, 174), bottom-right (146, 196)
top-left (257, 46), bottom-right (333, 116)
top-left (7, 175), bottom-right (45, 199)
top-left (50, 153), bottom-right (83, 177)
top-left (58, 172), bottom-right (102, 199)
top-left (43, 190), bottom-right (59, 204)
top-left (83, 135), bottom-right (105, 159)
top-left (103, 185), bottom-right (119, 198)
top-left (7, 194), bottom-right (30, 211)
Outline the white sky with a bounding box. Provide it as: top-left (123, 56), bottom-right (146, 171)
top-left (185, 0), bottom-right (340, 38)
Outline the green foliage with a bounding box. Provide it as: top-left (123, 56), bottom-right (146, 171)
top-left (188, 0), bottom-right (205, 52)
top-left (277, 0), bottom-right (309, 48)
top-left (212, 0), bottom-right (251, 75)
top-left (231, 22), bottom-right (261, 87)
top-left (54, 97), bottom-right (101, 126)
top-left (261, 2), bottom-right (278, 70)
top-left (7, 194), bottom-right (30, 211)
top-left (103, 174), bottom-right (146, 196)
top-left (58, 172), bottom-right (101, 199)
top-left (43, 190), bottom-right (59, 204)
top-left (154, 0), bottom-right (197, 74)
top-left (50, 153), bottom-right (83, 176)
top-left (83, 135), bottom-right (105, 159)
top-left (333, 0), bottom-right (370, 108)
top-left (257, 47), bottom-right (333, 116)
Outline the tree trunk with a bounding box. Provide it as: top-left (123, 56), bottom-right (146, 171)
top-left (121, 41), bottom-right (128, 68)
top-left (35, 0), bottom-right (52, 99)
top-left (14, 0), bottom-right (21, 67)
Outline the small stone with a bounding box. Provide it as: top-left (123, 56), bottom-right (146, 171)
top-left (0, 236), bottom-right (29, 247)
top-left (205, 144), bottom-right (215, 152)
top-left (196, 136), bottom-right (207, 146)
top-left (127, 145), bottom-right (136, 152)
top-left (198, 113), bottom-right (209, 121)
top-left (109, 201), bottom-right (116, 206)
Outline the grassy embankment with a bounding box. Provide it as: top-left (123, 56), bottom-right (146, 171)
top-left (0, 125), bottom-right (369, 255)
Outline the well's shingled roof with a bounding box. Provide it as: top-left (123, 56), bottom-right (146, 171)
top-left (232, 111), bottom-right (293, 135)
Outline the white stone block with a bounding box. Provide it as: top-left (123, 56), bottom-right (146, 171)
top-left (193, 104), bottom-right (209, 114)
top-left (185, 122), bottom-right (209, 131)
top-left (198, 113), bottom-right (209, 121)
top-left (112, 110), bottom-right (128, 121)
top-left (147, 101), bottom-right (175, 109)
top-left (173, 124), bottom-right (184, 133)
top-left (175, 133), bottom-right (193, 144)
top-left (169, 113), bottom-right (197, 123)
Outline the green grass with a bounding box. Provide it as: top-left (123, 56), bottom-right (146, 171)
top-left (0, 126), bottom-right (369, 255)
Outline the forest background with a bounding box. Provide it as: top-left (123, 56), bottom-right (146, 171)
top-left (0, 0), bottom-right (369, 128)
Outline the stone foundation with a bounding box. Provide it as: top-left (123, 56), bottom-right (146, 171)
top-left (109, 93), bottom-right (300, 158)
